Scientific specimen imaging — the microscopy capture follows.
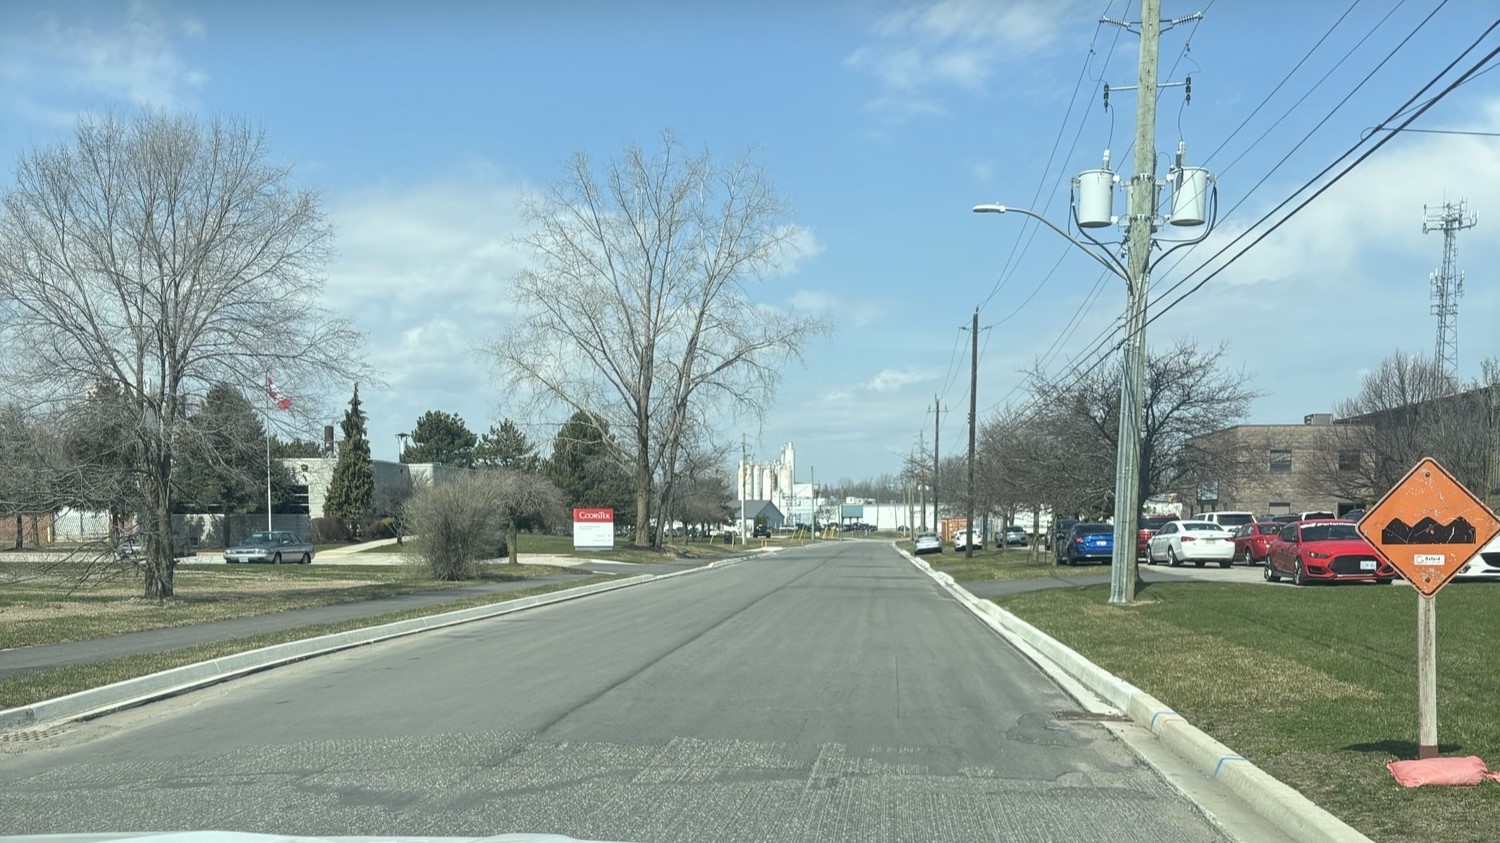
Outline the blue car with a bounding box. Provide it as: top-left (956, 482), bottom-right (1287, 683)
top-left (1063, 522), bottom-right (1114, 565)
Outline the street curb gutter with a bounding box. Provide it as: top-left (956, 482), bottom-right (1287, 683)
top-left (0, 555), bottom-right (752, 736)
top-left (908, 555), bottom-right (1371, 843)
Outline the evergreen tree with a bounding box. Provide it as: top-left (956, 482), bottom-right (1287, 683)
top-left (474, 419), bottom-right (538, 471)
top-left (174, 382), bottom-right (268, 514)
top-left (401, 410), bottom-right (478, 467)
top-left (325, 384), bottom-right (374, 525)
top-left (547, 410), bottom-right (633, 524)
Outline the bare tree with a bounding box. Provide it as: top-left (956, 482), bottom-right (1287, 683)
top-left (1307, 351), bottom-right (1490, 502)
top-left (1021, 339), bottom-right (1259, 518)
top-left (491, 468), bottom-right (566, 564)
top-left (0, 111), bottom-right (365, 597)
top-left (487, 131), bottom-right (827, 548)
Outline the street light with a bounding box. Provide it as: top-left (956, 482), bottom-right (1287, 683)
top-left (395, 432), bottom-right (409, 462)
top-left (972, 149), bottom-right (1214, 605)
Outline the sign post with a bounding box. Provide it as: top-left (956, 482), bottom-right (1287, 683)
top-left (1356, 457), bottom-right (1500, 759)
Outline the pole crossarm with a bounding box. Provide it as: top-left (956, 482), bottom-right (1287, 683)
top-left (972, 204), bottom-right (1129, 281)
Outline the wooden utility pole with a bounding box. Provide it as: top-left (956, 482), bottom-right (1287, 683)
top-left (965, 310), bottom-right (979, 559)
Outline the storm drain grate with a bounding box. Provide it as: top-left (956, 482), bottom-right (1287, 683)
top-left (0, 724), bottom-right (68, 744)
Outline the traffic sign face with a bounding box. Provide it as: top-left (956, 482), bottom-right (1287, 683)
top-left (1356, 457), bottom-right (1500, 597)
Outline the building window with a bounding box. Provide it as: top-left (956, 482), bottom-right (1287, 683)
top-left (1268, 501), bottom-right (1291, 516)
top-left (1338, 450), bottom-right (1360, 472)
top-left (1269, 449), bottom-right (1292, 474)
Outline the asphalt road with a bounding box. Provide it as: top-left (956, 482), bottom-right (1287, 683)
top-left (2, 541), bottom-right (1232, 842)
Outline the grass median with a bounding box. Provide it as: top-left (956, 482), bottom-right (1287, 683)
top-left (354, 533), bottom-right (757, 563)
top-left (901, 541), bottom-right (1103, 582)
top-left (996, 580), bottom-right (1500, 843)
top-left (0, 560), bottom-right (574, 651)
top-left (0, 575), bottom-right (616, 712)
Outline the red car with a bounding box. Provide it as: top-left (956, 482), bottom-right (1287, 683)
top-left (1262, 520), bottom-right (1396, 585)
top-left (1137, 514), bottom-right (1177, 558)
top-left (1232, 521), bottom-right (1281, 565)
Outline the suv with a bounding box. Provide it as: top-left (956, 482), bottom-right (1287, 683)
top-left (752, 524), bottom-right (771, 538)
top-left (1198, 511), bottom-right (1256, 533)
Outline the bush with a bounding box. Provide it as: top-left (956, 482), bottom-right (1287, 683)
top-left (310, 517), bottom-right (350, 543)
top-left (356, 516), bottom-right (398, 540)
top-left (402, 473), bottom-right (508, 580)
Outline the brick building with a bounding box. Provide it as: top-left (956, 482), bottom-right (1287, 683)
top-left (1182, 413), bottom-right (1368, 517)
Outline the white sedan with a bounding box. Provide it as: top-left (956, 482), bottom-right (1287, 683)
top-left (1145, 520), bottom-right (1235, 568)
top-left (1456, 536), bottom-right (1500, 581)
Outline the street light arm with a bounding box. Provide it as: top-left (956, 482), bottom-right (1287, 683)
top-left (972, 204), bottom-right (1128, 281)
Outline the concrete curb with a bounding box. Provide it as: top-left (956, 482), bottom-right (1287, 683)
top-left (905, 554), bottom-right (1371, 843)
top-left (0, 554), bottom-right (753, 736)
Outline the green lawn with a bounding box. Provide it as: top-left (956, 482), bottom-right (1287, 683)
top-left (902, 540), bottom-right (1100, 582)
top-left (997, 581), bottom-right (1500, 843)
top-left (0, 560), bottom-right (570, 651)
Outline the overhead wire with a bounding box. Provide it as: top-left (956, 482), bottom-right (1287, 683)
top-left (975, 9), bottom-right (1492, 439)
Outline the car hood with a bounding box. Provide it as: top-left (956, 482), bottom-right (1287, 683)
top-left (1301, 538), bottom-right (1378, 555)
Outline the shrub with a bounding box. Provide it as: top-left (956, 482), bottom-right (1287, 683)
top-left (310, 517), bottom-right (350, 543)
top-left (402, 473), bottom-right (507, 580)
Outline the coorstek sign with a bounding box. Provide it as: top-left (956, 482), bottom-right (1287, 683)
top-left (573, 507), bottom-right (614, 551)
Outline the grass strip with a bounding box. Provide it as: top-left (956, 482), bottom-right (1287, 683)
top-left (0, 575), bottom-right (615, 711)
top-left (898, 541), bottom-right (1101, 582)
top-left (996, 582), bottom-right (1500, 843)
top-left (0, 562), bottom-right (565, 650)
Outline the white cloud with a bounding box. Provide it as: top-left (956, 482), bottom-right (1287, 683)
top-left (865, 367), bottom-right (935, 393)
top-left (0, 1), bottom-right (207, 117)
top-left (847, 0), bottom-right (1086, 117)
top-left (770, 224), bottom-right (824, 277)
top-left (788, 288), bottom-right (884, 327)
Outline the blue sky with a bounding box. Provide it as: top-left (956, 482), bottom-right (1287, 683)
top-left (1, 1), bottom-right (1497, 485)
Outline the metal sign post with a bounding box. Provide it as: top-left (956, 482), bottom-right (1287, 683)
top-left (1357, 457), bottom-right (1500, 760)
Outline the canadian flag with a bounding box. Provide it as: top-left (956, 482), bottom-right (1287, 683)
top-left (266, 377), bottom-right (292, 411)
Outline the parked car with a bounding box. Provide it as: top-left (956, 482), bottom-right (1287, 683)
top-left (1231, 521), bottom-right (1282, 565)
top-left (1061, 522), bottom-right (1113, 565)
top-left (1453, 534), bottom-right (1500, 581)
top-left (1002, 525), bottom-right (1029, 546)
top-left (1136, 514), bottom-right (1177, 559)
top-left (1341, 509), bottom-right (1366, 523)
top-left (1145, 520), bottom-right (1235, 567)
top-left (1051, 518), bottom-right (1081, 562)
top-left (114, 536), bottom-right (143, 560)
top-left (1263, 520), bottom-right (1394, 585)
top-left (224, 530), bottom-right (315, 564)
top-left (912, 531), bottom-right (942, 555)
top-left (1197, 510), bottom-right (1257, 533)
top-left (953, 529), bottom-right (978, 551)
top-left (752, 524), bottom-right (771, 538)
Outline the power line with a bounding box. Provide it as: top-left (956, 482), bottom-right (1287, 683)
top-left (1145, 29), bottom-right (1500, 332)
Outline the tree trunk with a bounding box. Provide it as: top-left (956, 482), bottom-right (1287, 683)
top-left (507, 523), bottom-right (519, 564)
top-left (143, 466), bottom-right (175, 598)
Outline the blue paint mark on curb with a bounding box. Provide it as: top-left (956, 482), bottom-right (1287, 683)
top-left (1214, 755), bottom-right (1247, 778)
top-left (1148, 709), bottom-right (1178, 732)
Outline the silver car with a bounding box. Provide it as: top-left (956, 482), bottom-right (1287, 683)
top-left (912, 531), bottom-right (942, 555)
top-left (224, 530), bottom-right (315, 564)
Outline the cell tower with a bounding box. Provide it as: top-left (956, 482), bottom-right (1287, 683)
top-left (1424, 200), bottom-right (1477, 378)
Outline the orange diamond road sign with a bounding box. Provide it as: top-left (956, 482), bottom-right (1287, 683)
top-left (1357, 457), bottom-right (1500, 597)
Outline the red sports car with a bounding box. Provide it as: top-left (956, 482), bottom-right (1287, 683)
top-left (1262, 520), bottom-right (1396, 585)
top-left (1137, 514), bottom-right (1177, 558)
top-left (1232, 521), bottom-right (1281, 565)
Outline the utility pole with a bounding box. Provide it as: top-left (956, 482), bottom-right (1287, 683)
top-left (932, 395), bottom-right (943, 537)
top-left (740, 433), bottom-right (748, 546)
top-left (965, 310), bottom-right (980, 559)
top-left (1103, 0), bottom-right (1162, 605)
top-left (810, 464), bottom-right (817, 540)
top-left (916, 435), bottom-right (927, 530)
top-left (1424, 200), bottom-right (1476, 381)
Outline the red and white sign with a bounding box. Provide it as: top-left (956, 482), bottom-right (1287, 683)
top-left (573, 508), bottom-right (614, 550)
